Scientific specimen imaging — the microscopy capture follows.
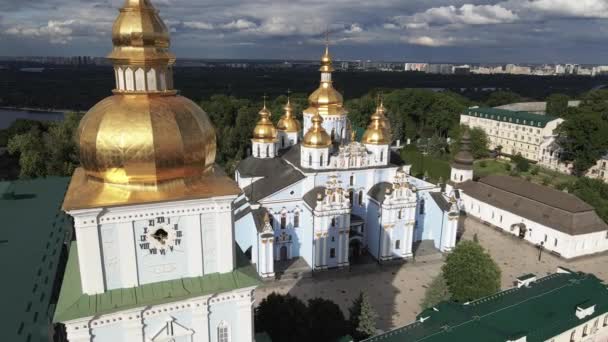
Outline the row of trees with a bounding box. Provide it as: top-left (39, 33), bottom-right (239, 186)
top-left (255, 291), bottom-right (377, 342)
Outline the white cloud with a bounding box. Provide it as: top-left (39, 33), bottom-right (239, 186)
top-left (183, 21), bottom-right (214, 30)
top-left (4, 20), bottom-right (75, 44)
top-left (221, 19), bottom-right (257, 30)
top-left (517, 0), bottom-right (608, 18)
top-left (396, 4), bottom-right (519, 29)
top-left (403, 35), bottom-right (456, 47)
top-left (383, 23), bottom-right (399, 30)
top-left (344, 23), bottom-right (363, 34)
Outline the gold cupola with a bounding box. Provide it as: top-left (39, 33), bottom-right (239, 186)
top-left (303, 114), bottom-right (332, 148)
top-left (252, 102), bottom-right (278, 142)
top-left (277, 97), bottom-right (301, 133)
top-left (362, 110), bottom-right (390, 145)
top-left (63, 0), bottom-right (240, 211)
top-left (375, 99), bottom-right (392, 140)
top-left (306, 44), bottom-right (347, 116)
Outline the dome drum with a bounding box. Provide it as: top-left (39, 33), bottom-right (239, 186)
top-left (113, 65), bottom-right (174, 93)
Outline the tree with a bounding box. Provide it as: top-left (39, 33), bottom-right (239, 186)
top-left (308, 298), bottom-right (348, 342)
top-left (453, 126), bottom-right (489, 159)
top-left (485, 90), bottom-right (523, 107)
top-left (420, 273), bottom-right (451, 310)
top-left (442, 241), bottom-right (501, 302)
top-left (7, 112), bottom-right (82, 178)
top-left (556, 112), bottom-right (608, 175)
top-left (348, 291), bottom-right (378, 341)
top-left (255, 293), bottom-right (310, 342)
top-left (512, 153), bottom-right (530, 172)
top-left (546, 94), bottom-right (570, 117)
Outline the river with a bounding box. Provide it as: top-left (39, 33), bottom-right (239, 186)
top-left (0, 108), bottom-right (65, 129)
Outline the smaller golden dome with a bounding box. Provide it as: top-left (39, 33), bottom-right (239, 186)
top-left (252, 104), bottom-right (278, 143)
top-left (375, 100), bottom-right (392, 140)
top-left (277, 97), bottom-right (301, 133)
top-left (362, 111), bottom-right (390, 145)
top-left (303, 114), bottom-right (331, 148)
top-left (109, 0), bottom-right (175, 65)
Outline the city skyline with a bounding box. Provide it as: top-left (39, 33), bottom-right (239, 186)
top-left (2, 0), bottom-right (608, 64)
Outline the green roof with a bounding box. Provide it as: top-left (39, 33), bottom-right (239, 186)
top-left (0, 177), bottom-right (72, 342)
top-left (54, 241), bottom-right (262, 322)
top-left (463, 107), bottom-right (559, 128)
top-left (364, 271), bottom-right (608, 342)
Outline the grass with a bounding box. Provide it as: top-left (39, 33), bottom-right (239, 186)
top-left (474, 159), bottom-right (577, 189)
top-left (401, 147), bottom-right (451, 183)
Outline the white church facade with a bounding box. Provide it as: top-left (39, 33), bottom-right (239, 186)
top-left (233, 46), bottom-right (460, 278)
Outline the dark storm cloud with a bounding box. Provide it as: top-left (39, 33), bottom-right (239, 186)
top-left (1, 0), bottom-right (608, 63)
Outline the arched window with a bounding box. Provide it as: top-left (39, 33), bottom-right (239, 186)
top-left (460, 175), bottom-right (463, 182)
top-left (320, 155), bottom-right (324, 166)
top-left (380, 150), bottom-right (384, 162)
top-left (349, 189), bottom-right (354, 206)
top-left (280, 215), bottom-right (286, 230)
top-left (419, 199), bottom-right (425, 215)
top-left (331, 129), bottom-right (336, 142)
top-left (604, 314), bottom-right (608, 326)
top-left (257, 145), bottom-right (260, 158)
top-left (309, 154), bottom-right (312, 166)
top-left (350, 175), bottom-right (354, 186)
top-left (266, 145), bottom-right (269, 157)
top-left (358, 191), bottom-right (363, 206)
top-left (294, 211), bottom-right (300, 228)
top-left (331, 218), bottom-right (336, 227)
top-left (218, 322), bottom-right (230, 342)
top-left (398, 209), bottom-right (402, 219)
top-left (395, 240), bottom-right (400, 249)
top-left (570, 330), bottom-right (576, 342)
top-left (583, 324), bottom-right (588, 337)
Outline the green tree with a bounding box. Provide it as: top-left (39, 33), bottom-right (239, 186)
top-left (570, 177), bottom-right (608, 224)
top-left (442, 241), bottom-right (501, 302)
top-left (308, 298), bottom-right (348, 342)
top-left (7, 112), bottom-right (82, 178)
top-left (348, 291), bottom-right (378, 341)
top-left (556, 112), bottom-right (608, 174)
top-left (255, 293), bottom-right (309, 342)
top-left (546, 93), bottom-right (570, 117)
top-left (453, 126), bottom-right (489, 159)
top-left (420, 273), bottom-right (451, 310)
top-left (512, 153), bottom-right (530, 173)
top-left (485, 90), bottom-right (523, 107)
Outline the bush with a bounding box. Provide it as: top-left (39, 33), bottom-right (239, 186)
top-left (525, 175), bottom-right (532, 181)
top-left (479, 160), bottom-right (487, 168)
top-left (512, 153), bottom-right (530, 172)
top-left (308, 298), bottom-right (348, 342)
top-left (255, 293), bottom-right (310, 342)
top-left (505, 163), bottom-right (512, 171)
top-left (509, 169), bottom-right (520, 177)
top-left (542, 176), bottom-right (551, 186)
top-left (555, 182), bottom-right (569, 191)
top-left (421, 273), bottom-right (451, 310)
top-left (349, 291), bottom-right (378, 341)
top-left (531, 167), bottom-right (540, 175)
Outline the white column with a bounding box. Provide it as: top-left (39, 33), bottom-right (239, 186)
top-left (65, 320), bottom-right (92, 342)
top-left (191, 298), bottom-right (210, 342)
top-left (267, 239), bottom-right (274, 276)
top-left (117, 221), bottom-right (139, 288)
top-left (236, 290), bottom-right (255, 342)
top-left (123, 309), bottom-right (144, 342)
top-left (188, 214), bottom-right (204, 277)
top-left (215, 203), bottom-right (235, 273)
top-left (76, 223), bottom-right (105, 294)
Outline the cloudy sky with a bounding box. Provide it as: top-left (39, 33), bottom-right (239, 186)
top-left (2, 0), bottom-right (608, 63)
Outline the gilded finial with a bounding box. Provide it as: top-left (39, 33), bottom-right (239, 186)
top-left (262, 94), bottom-right (268, 109)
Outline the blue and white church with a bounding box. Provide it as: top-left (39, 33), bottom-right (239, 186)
top-left (234, 46), bottom-right (460, 278)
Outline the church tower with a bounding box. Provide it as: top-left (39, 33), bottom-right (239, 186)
top-left (362, 104), bottom-right (391, 166)
top-left (303, 42), bottom-right (349, 145)
top-left (55, 1), bottom-right (260, 341)
top-left (277, 96), bottom-right (301, 149)
top-left (451, 129), bottom-right (475, 183)
top-left (252, 101), bottom-right (278, 158)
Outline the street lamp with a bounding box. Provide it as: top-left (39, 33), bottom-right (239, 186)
top-left (537, 241), bottom-right (545, 261)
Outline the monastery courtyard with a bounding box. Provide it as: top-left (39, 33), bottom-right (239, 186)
top-left (255, 217), bottom-right (608, 331)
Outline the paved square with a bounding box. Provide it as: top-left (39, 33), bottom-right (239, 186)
top-left (255, 218), bottom-right (608, 331)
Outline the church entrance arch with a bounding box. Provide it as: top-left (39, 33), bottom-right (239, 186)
top-left (349, 238), bottom-right (362, 263)
top-left (512, 223), bottom-right (527, 239)
top-left (280, 246), bottom-right (288, 261)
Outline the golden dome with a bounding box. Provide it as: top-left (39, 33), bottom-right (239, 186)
top-left (277, 97), bottom-right (301, 133)
top-left (375, 100), bottom-right (392, 140)
top-left (362, 111), bottom-right (390, 145)
top-left (252, 104), bottom-right (278, 142)
top-left (77, 94), bottom-right (216, 189)
top-left (303, 114), bottom-right (331, 148)
top-left (306, 45), bottom-right (347, 116)
top-left (109, 0), bottom-right (175, 65)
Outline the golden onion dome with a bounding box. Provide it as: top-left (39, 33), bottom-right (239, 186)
top-left (375, 100), bottom-right (392, 140)
top-left (303, 114), bottom-right (331, 148)
top-left (277, 97), bottom-right (301, 133)
top-left (306, 44), bottom-right (347, 116)
top-left (78, 94), bottom-right (216, 189)
top-left (319, 45), bottom-right (334, 73)
top-left (108, 0), bottom-right (175, 65)
top-left (252, 104), bottom-right (278, 142)
top-left (362, 111), bottom-right (390, 145)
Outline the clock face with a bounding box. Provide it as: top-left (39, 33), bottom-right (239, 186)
top-left (138, 216), bottom-right (183, 255)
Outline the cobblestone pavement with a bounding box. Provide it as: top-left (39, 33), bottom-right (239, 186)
top-left (255, 218), bottom-right (608, 331)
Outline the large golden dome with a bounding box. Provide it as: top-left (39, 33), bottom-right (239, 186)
top-left (303, 114), bottom-right (331, 148)
top-left (277, 97), bottom-right (301, 133)
top-left (109, 0), bottom-right (174, 65)
top-left (78, 94), bottom-right (216, 188)
top-left (375, 100), bottom-right (392, 140)
top-left (306, 45), bottom-right (347, 116)
top-left (252, 105), bottom-right (278, 142)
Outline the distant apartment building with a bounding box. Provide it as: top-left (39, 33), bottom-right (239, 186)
top-left (505, 64), bottom-right (532, 75)
top-left (460, 107), bottom-right (564, 161)
top-left (404, 63), bottom-right (428, 72)
top-left (427, 64), bottom-right (454, 74)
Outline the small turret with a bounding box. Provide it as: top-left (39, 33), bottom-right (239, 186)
top-left (451, 129), bottom-right (475, 183)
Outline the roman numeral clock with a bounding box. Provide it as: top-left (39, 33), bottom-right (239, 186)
top-left (134, 215), bottom-right (188, 283)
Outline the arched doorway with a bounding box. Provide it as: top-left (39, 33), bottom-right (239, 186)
top-left (349, 239), bottom-right (362, 263)
top-left (280, 246), bottom-right (288, 261)
top-left (512, 223), bottom-right (527, 239)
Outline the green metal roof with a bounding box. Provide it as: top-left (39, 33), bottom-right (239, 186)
top-left (0, 177), bottom-right (72, 342)
top-left (54, 241), bottom-right (262, 322)
top-left (364, 271), bottom-right (608, 342)
top-left (463, 107), bottom-right (559, 128)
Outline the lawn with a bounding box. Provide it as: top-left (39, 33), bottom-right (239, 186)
top-left (401, 147), bottom-right (451, 183)
top-left (474, 159), bottom-right (577, 189)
